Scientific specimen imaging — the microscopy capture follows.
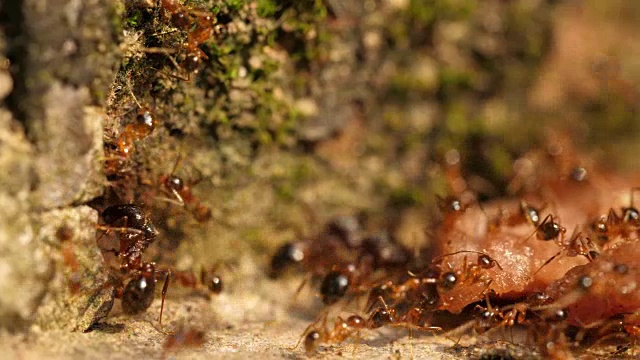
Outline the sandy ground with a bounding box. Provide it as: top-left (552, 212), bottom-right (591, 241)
top-left (1, 269), bottom-right (464, 360)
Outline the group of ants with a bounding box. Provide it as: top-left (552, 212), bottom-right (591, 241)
top-left (265, 192), bottom-right (640, 358)
top-left (75, 0), bottom-right (639, 357)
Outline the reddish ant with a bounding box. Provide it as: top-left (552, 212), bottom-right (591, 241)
top-left (533, 226), bottom-right (600, 276)
top-left (158, 156), bottom-right (212, 223)
top-left (168, 264), bottom-right (226, 298)
top-left (297, 314), bottom-right (367, 353)
top-left (157, 0), bottom-right (215, 78)
top-left (163, 326), bottom-right (206, 356)
top-left (428, 250), bottom-right (502, 313)
top-left (103, 84), bottom-right (158, 182)
top-left (366, 296), bottom-right (441, 333)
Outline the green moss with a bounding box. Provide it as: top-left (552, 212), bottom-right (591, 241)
top-left (256, 0), bottom-right (279, 18)
top-left (388, 186), bottom-right (425, 208)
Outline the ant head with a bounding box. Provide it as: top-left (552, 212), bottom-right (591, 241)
top-left (437, 195), bottom-right (465, 213)
top-left (182, 54), bottom-right (202, 73)
top-left (269, 242), bottom-right (305, 278)
top-left (166, 175), bottom-right (184, 191)
top-left (538, 217), bottom-right (565, 241)
top-left (439, 271), bottom-right (458, 290)
top-left (622, 207), bottom-right (640, 223)
top-left (136, 109), bottom-right (156, 129)
top-left (208, 275), bottom-right (223, 294)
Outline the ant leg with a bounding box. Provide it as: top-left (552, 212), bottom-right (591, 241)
top-left (158, 270), bottom-right (171, 325)
top-left (630, 187), bottom-right (640, 208)
top-left (533, 251), bottom-right (562, 276)
top-left (520, 214), bottom-right (552, 244)
top-left (290, 311), bottom-right (326, 350)
top-left (292, 273), bottom-right (312, 303)
top-left (409, 327), bottom-right (414, 359)
top-left (351, 330), bottom-right (361, 357)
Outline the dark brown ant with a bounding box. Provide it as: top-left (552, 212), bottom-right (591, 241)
top-left (98, 204), bottom-right (171, 323)
top-left (99, 204), bottom-right (158, 270)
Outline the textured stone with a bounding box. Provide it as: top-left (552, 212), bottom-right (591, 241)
top-left (32, 206), bottom-right (114, 332)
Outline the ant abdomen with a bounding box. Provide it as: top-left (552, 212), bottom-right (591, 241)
top-left (121, 274), bottom-right (156, 315)
top-left (320, 270), bottom-right (350, 305)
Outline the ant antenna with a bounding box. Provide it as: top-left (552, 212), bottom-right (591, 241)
top-left (630, 187), bottom-right (640, 208)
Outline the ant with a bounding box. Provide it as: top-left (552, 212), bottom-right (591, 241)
top-left (158, 156), bottom-right (212, 223)
top-left (365, 296), bottom-right (441, 354)
top-left (590, 187), bottom-right (640, 244)
top-left (158, 0), bottom-right (215, 78)
top-left (103, 105), bottom-right (158, 178)
top-left (163, 326), bottom-right (206, 356)
top-left (427, 250), bottom-right (502, 313)
top-left (116, 107), bottom-right (157, 157)
top-left (99, 204), bottom-right (158, 270)
top-left (98, 204), bottom-right (173, 323)
top-left (169, 264), bottom-right (226, 298)
top-left (298, 314), bottom-right (367, 353)
top-left (533, 226), bottom-right (600, 276)
top-left (432, 250), bottom-right (503, 290)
